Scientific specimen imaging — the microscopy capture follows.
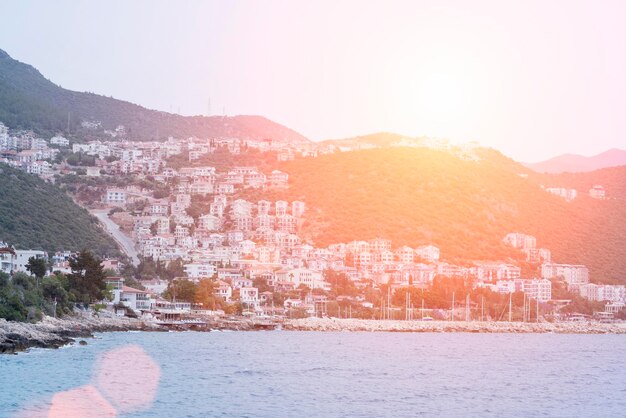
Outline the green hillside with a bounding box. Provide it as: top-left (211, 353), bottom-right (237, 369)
top-left (538, 166), bottom-right (626, 200)
top-left (0, 48), bottom-right (308, 142)
top-left (278, 147), bottom-right (626, 283)
top-left (0, 164), bottom-right (120, 256)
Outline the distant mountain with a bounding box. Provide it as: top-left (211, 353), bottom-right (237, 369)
top-left (277, 147), bottom-right (626, 283)
top-left (526, 149), bottom-right (626, 173)
top-left (0, 164), bottom-right (120, 256)
top-left (0, 48), bottom-right (309, 143)
top-left (538, 165), bottom-right (626, 200)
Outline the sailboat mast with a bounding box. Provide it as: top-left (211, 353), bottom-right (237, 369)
top-left (451, 291), bottom-right (455, 321)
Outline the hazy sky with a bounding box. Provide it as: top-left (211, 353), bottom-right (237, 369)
top-left (1, 0), bottom-right (625, 161)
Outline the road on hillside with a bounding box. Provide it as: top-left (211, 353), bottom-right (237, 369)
top-left (92, 210), bottom-right (140, 266)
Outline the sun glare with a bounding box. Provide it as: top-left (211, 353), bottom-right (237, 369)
top-left (389, 53), bottom-right (483, 140)
top-left (417, 71), bottom-right (468, 122)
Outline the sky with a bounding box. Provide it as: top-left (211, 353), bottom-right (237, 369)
top-left (1, 0), bottom-right (625, 161)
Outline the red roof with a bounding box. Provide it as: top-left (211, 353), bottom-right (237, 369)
top-left (122, 285), bottom-right (147, 294)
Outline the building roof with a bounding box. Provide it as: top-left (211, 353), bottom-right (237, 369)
top-left (0, 247), bottom-right (16, 255)
top-left (122, 285), bottom-right (147, 294)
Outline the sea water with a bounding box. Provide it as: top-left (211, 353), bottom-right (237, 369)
top-left (1, 331), bottom-right (625, 417)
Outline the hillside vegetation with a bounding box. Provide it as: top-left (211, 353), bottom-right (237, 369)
top-left (538, 166), bottom-right (626, 200)
top-left (278, 148), bottom-right (626, 283)
top-left (0, 164), bottom-right (120, 256)
top-left (0, 48), bottom-right (308, 142)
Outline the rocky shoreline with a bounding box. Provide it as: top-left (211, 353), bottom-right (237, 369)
top-left (283, 318), bottom-right (626, 334)
top-left (0, 312), bottom-right (160, 354)
top-left (4, 315), bottom-right (626, 354)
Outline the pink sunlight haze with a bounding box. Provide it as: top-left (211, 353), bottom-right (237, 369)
top-left (2, 0), bottom-right (626, 160)
top-left (20, 345), bottom-right (161, 418)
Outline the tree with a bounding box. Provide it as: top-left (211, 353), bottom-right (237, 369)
top-left (0, 286), bottom-right (28, 321)
top-left (26, 256), bottom-right (48, 279)
top-left (41, 275), bottom-right (71, 317)
top-left (164, 278), bottom-right (197, 302)
top-left (67, 250), bottom-right (108, 304)
top-left (165, 258), bottom-right (185, 280)
top-left (252, 278), bottom-right (271, 293)
top-left (153, 187), bottom-right (170, 199)
top-left (325, 270), bottom-right (358, 297)
top-left (0, 272), bottom-right (41, 322)
top-left (195, 278), bottom-right (220, 310)
top-left (136, 256), bottom-right (157, 279)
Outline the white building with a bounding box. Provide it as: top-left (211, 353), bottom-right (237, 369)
top-left (119, 286), bottom-right (152, 311)
top-left (589, 185), bottom-right (606, 200)
top-left (522, 248), bottom-right (551, 264)
top-left (257, 200), bottom-right (272, 215)
top-left (274, 268), bottom-right (329, 290)
top-left (198, 214), bottom-right (221, 231)
top-left (184, 263), bottom-right (217, 279)
top-left (521, 278), bottom-right (552, 302)
top-left (216, 280), bottom-right (233, 301)
top-left (26, 161), bottom-right (52, 176)
top-left (415, 245), bottom-right (440, 263)
top-left (395, 246), bottom-right (414, 264)
top-left (0, 246), bottom-right (15, 274)
top-left (104, 189), bottom-right (127, 205)
top-left (369, 238), bottom-right (392, 253)
top-left (579, 284), bottom-right (626, 303)
top-left (269, 170), bottom-right (289, 188)
top-left (275, 200), bottom-right (289, 216)
top-left (13, 249), bottom-right (47, 274)
top-left (545, 187), bottom-right (577, 201)
top-left (239, 286), bottom-right (260, 308)
top-left (503, 233), bottom-right (536, 250)
top-left (541, 263), bottom-right (589, 287)
top-left (291, 201), bottom-right (306, 218)
top-left (50, 135), bottom-right (70, 146)
top-left (86, 166), bottom-right (101, 177)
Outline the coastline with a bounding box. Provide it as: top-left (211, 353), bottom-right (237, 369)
top-left (0, 312), bottom-right (159, 354)
top-left (283, 318), bottom-right (626, 334)
top-left (4, 315), bottom-right (626, 354)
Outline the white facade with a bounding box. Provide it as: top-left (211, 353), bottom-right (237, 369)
top-left (541, 263), bottom-right (589, 287)
top-left (579, 284), bottom-right (626, 303)
top-left (521, 278), bottom-right (552, 302)
top-left (291, 201), bottom-right (306, 218)
top-left (503, 233), bottom-right (536, 250)
top-left (198, 214), bottom-right (221, 231)
top-left (546, 187), bottom-right (577, 201)
top-left (105, 189), bottom-right (127, 205)
top-left (275, 268), bottom-right (329, 290)
top-left (50, 135), bottom-right (70, 146)
top-left (589, 185), bottom-right (606, 200)
top-left (415, 245), bottom-right (440, 262)
top-left (275, 200), bottom-right (289, 216)
top-left (13, 250), bottom-right (47, 274)
top-left (184, 263), bottom-right (217, 279)
top-left (239, 286), bottom-right (260, 307)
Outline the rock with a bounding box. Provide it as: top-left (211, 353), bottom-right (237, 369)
top-left (0, 312), bottom-right (161, 354)
top-left (79, 340), bottom-right (88, 346)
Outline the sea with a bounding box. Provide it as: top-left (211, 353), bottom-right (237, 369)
top-left (1, 331), bottom-right (626, 417)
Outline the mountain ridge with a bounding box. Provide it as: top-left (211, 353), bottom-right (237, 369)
top-left (276, 147), bottom-right (626, 283)
top-left (526, 148), bottom-right (626, 173)
top-left (0, 48), bottom-right (309, 143)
